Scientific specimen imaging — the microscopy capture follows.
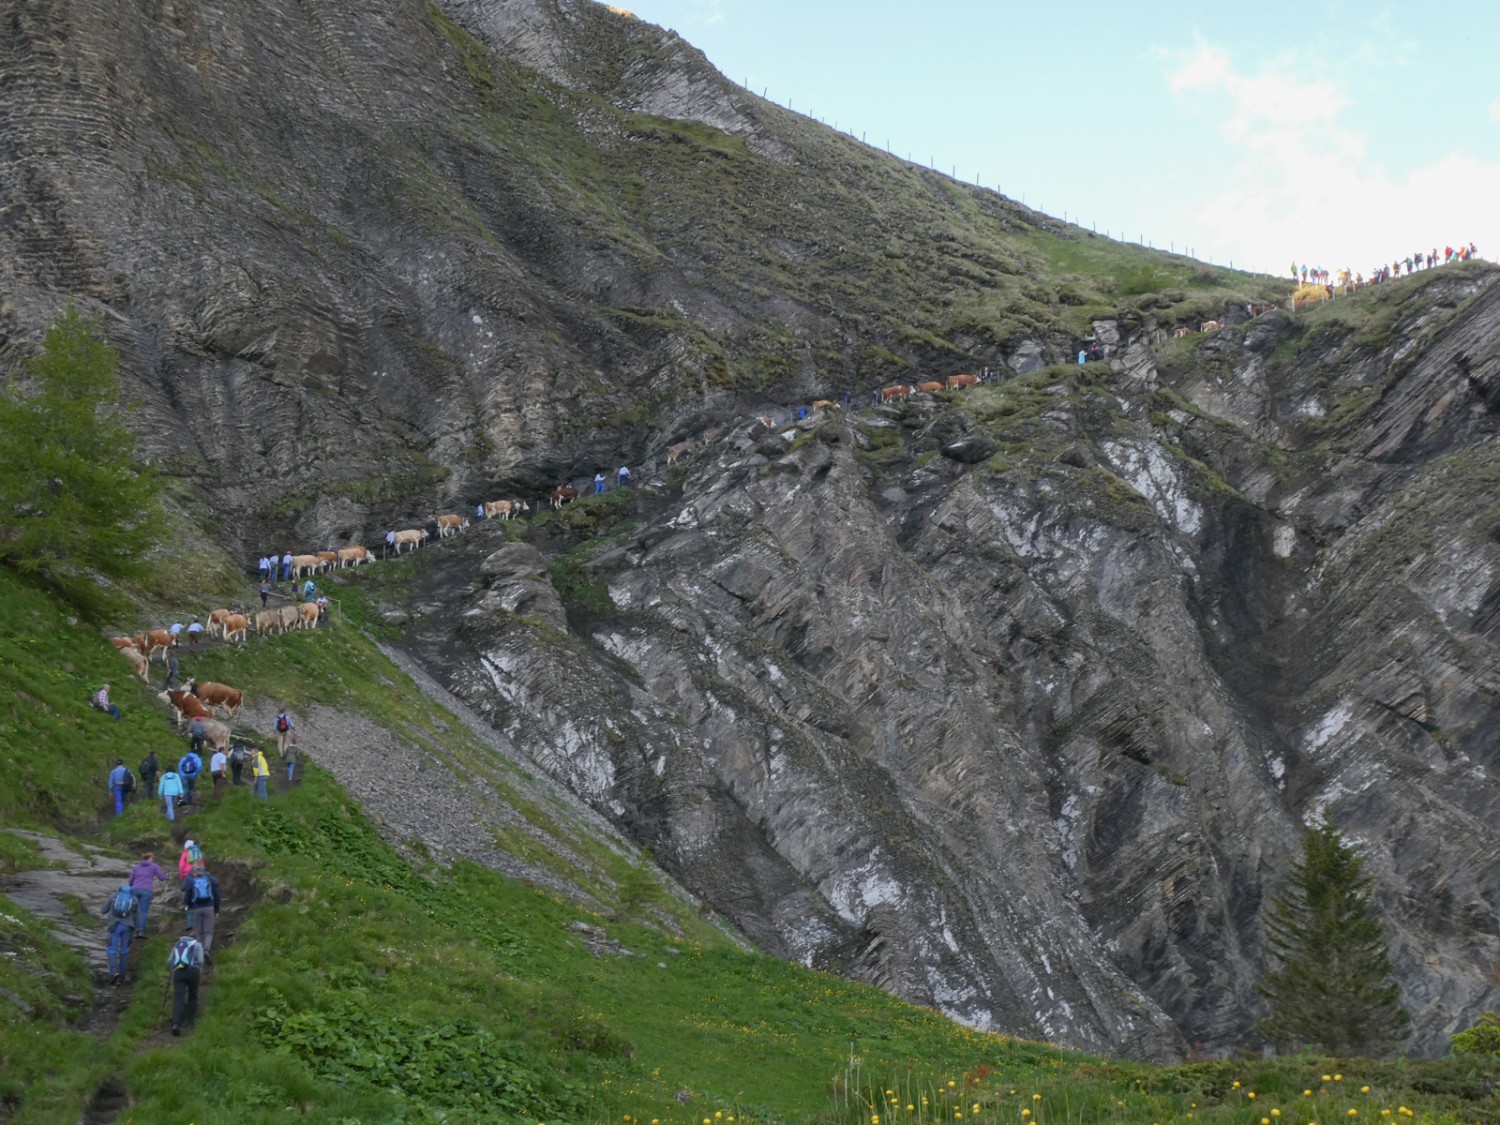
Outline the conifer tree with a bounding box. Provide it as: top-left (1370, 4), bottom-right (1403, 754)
top-left (0, 305), bottom-right (164, 614)
top-left (1258, 821), bottom-right (1409, 1055)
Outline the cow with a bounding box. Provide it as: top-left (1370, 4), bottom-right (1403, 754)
top-left (278, 604), bottom-right (302, 632)
top-left (159, 688), bottom-right (214, 729)
top-left (549, 486), bottom-right (580, 510)
top-left (142, 629), bottom-right (175, 662)
top-left (315, 550), bottom-right (339, 568)
top-left (199, 718), bottom-right (231, 753)
top-left (117, 643), bottom-right (149, 682)
top-left (1200, 320), bottom-right (1221, 333)
top-left (916, 381), bottom-right (946, 394)
top-left (291, 553), bottom-right (324, 577)
top-left (665, 439), bottom-right (695, 466)
top-left (254, 608), bottom-right (284, 637)
top-left (435, 514), bottom-right (469, 538)
top-left (130, 633), bottom-right (149, 655)
top-left (221, 613), bottom-right (249, 644)
top-left (1172, 326), bottom-right (1192, 339)
top-left (337, 545), bottom-right (373, 567)
top-left (109, 636), bottom-right (140, 654)
top-left (484, 500), bottom-right (528, 521)
top-left (945, 374), bottom-right (979, 391)
top-left (880, 384), bottom-right (913, 402)
top-left (205, 608), bottom-right (233, 639)
top-left (298, 602), bottom-right (321, 629)
top-left (811, 399), bottom-right (838, 412)
top-left (189, 678), bottom-right (244, 717)
top-left (755, 417), bottom-right (775, 429)
top-left (392, 528), bottom-right (427, 553)
top-left (703, 426), bottom-right (727, 443)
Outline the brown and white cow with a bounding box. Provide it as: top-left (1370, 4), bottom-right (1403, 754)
top-left (945, 373), bottom-right (979, 391)
top-left (189, 679), bottom-right (244, 717)
top-left (811, 399), bottom-right (838, 412)
top-left (1172, 326), bottom-right (1192, 338)
top-left (110, 636), bottom-right (140, 654)
top-left (142, 629), bottom-right (176, 662)
top-left (117, 643), bottom-right (149, 682)
top-left (549, 486), bottom-right (580, 510)
top-left (880, 384), bottom-right (913, 402)
top-left (221, 613), bottom-right (249, 644)
top-left (337, 545), bottom-right (373, 567)
top-left (254, 608), bottom-right (284, 637)
top-left (297, 602), bottom-right (321, 629)
top-left (916, 381), bottom-right (946, 394)
top-left (291, 553), bottom-right (324, 577)
top-left (1200, 320), bottom-right (1221, 333)
top-left (435, 514), bottom-right (468, 538)
top-left (484, 500), bottom-right (529, 520)
top-left (205, 608), bottom-right (233, 639)
top-left (665, 439), bottom-right (696, 466)
top-left (315, 550), bottom-right (339, 569)
top-left (392, 529), bottom-right (427, 553)
top-left (159, 688), bottom-right (214, 728)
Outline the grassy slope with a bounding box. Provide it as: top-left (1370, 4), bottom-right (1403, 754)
top-left (2, 553), bottom-right (1497, 1123)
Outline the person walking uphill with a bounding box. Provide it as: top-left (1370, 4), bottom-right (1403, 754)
top-left (139, 749), bottom-right (159, 801)
top-left (157, 768), bottom-right (183, 820)
top-left (108, 759), bottom-right (129, 816)
top-left (167, 926), bottom-right (205, 1036)
top-left (251, 746), bottom-right (271, 801)
top-left (128, 851), bottom-right (170, 936)
top-left (178, 839), bottom-right (201, 881)
top-left (100, 882), bottom-right (136, 984)
top-left (179, 747), bottom-right (202, 806)
top-left (273, 709), bottom-right (294, 757)
top-left (181, 862), bottom-right (221, 955)
top-left (209, 745), bottom-right (227, 799)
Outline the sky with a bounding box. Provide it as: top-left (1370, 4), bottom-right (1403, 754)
top-left (611, 0), bottom-right (1500, 277)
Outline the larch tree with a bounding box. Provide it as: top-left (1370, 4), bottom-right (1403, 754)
top-left (1258, 820), bottom-right (1410, 1055)
top-left (0, 305), bottom-right (165, 615)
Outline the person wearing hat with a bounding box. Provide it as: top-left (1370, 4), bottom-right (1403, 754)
top-left (107, 759), bottom-right (129, 816)
top-left (167, 923), bottom-right (205, 1036)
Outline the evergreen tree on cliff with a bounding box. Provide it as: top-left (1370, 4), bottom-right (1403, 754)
top-left (0, 305), bottom-right (164, 615)
top-left (1258, 821), bottom-right (1409, 1055)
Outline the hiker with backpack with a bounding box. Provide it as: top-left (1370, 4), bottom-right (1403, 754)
top-left (140, 750), bottom-right (159, 800)
top-left (284, 741), bottom-right (300, 783)
top-left (167, 926), bottom-right (205, 1036)
top-left (107, 759), bottom-right (132, 816)
top-left (157, 768), bottom-right (184, 820)
top-left (188, 714), bottom-right (206, 758)
top-left (178, 839), bottom-right (201, 880)
top-left (181, 862), bottom-right (221, 954)
top-left (128, 851), bottom-right (170, 937)
top-left (100, 883), bottom-right (136, 984)
top-left (178, 748), bottom-right (202, 806)
top-left (273, 709), bottom-right (293, 757)
top-left (229, 742), bottom-right (247, 786)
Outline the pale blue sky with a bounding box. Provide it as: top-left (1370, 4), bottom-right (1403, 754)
top-left (613, 0), bottom-right (1500, 276)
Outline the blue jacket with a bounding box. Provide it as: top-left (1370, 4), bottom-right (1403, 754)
top-left (179, 752), bottom-right (202, 778)
top-left (108, 765), bottom-right (126, 790)
top-left (158, 771), bottom-right (184, 798)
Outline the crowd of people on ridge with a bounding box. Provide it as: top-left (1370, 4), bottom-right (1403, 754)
top-left (1291, 242), bottom-right (1480, 296)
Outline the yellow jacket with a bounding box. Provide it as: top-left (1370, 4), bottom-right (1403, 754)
top-left (252, 750), bottom-right (270, 779)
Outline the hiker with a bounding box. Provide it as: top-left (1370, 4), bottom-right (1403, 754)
top-left (315, 594), bottom-right (329, 624)
top-left (281, 551), bottom-right (293, 581)
top-left (178, 749), bottom-right (202, 805)
top-left (100, 882), bottom-right (137, 984)
top-left (384, 530), bottom-right (395, 557)
top-left (302, 578), bottom-right (316, 601)
top-left (182, 862), bottom-right (221, 954)
top-left (108, 759), bottom-right (130, 816)
top-left (186, 619), bottom-right (203, 647)
top-left (229, 742), bottom-right (247, 786)
top-left (90, 682), bottom-right (121, 720)
top-left (163, 654), bottom-right (180, 692)
top-left (139, 750), bottom-right (159, 800)
top-left (593, 471), bottom-right (605, 494)
top-left (251, 746), bottom-right (271, 801)
top-left (617, 464), bottom-right (631, 487)
top-left (273, 709), bottom-right (294, 757)
top-left (188, 714), bottom-right (206, 757)
top-left (128, 851), bottom-right (170, 937)
top-left (258, 555), bottom-right (270, 582)
top-left (157, 768), bottom-right (184, 820)
top-left (285, 742), bottom-right (300, 783)
top-left (167, 926), bottom-right (205, 1036)
top-left (259, 580), bottom-right (271, 608)
top-left (475, 502), bottom-right (485, 521)
top-left (209, 744), bottom-right (228, 799)
top-left (1077, 350), bottom-right (1086, 365)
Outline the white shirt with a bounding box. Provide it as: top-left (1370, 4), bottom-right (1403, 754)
top-left (210, 751), bottom-right (227, 775)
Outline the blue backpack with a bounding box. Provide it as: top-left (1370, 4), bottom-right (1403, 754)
top-left (110, 888), bottom-right (134, 920)
top-left (169, 936), bottom-right (199, 970)
top-left (190, 874), bottom-right (212, 904)
top-left (181, 755), bottom-right (200, 778)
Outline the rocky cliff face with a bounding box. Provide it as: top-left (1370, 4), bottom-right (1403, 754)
top-left (7, 0), bottom-right (1500, 1061)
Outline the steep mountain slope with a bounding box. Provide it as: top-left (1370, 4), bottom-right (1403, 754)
top-left (5, 0), bottom-right (1498, 1067)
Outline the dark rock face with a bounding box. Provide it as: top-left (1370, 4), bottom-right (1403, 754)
top-left (9, 0), bottom-right (1500, 1065)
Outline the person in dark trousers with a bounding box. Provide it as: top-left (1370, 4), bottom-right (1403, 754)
top-left (188, 715), bottom-right (205, 757)
top-left (128, 851), bottom-right (170, 937)
top-left (259, 580), bottom-right (271, 608)
top-left (139, 750), bottom-right (159, 801)
top-left (100, 883), bottom-right (136, 984)
top-left (163, 654), bottom-right (180, 691)
top-left (108, 759), bottom-right (129, 816)
top-left (229, 742), bottom-right (246, 786)
top-left (182, 862), bottom-right (221, 955)
top-left (178, 748), bottom-right (202, 806)
top-left (167, 926), bottom-right (205, 1036)
top-left (91, 683), bottom-right (121, 720)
